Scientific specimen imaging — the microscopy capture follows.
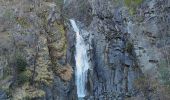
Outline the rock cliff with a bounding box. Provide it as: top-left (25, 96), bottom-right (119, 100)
top-left (0, 0), bottom-right (170, 100)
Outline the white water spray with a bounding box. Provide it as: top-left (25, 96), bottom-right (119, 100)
top-left (70, 19), bottom-right (90, 98)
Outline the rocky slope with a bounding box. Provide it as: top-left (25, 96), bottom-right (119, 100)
top-left (0, 0), bottom-right (170, 100)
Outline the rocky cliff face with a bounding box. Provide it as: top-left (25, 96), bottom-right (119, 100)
top-left (65, 0), bottom-right (170, 99)
top-left (0, 0), bottom-right (170, 100)
top-left (0, 0), bottom-right (76, 99)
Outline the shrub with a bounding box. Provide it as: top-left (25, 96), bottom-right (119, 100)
top-left (125, 41), bottom-right (134, 54)
top-left (55, 0), bottom-right (63, 7)
top-left (16, 17), bottom-right (30, 28)
top-left (13, 55), bottom-right (30, 85)
top-left (16, 56), bottom-right (27, 73)
top-left (124, 0), bottom-right (143, 15)
top-left (125, 0), bottom-right (143, 6)
top-left (16, 70), bottom-right (31, 85)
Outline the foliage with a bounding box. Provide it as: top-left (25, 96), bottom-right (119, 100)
top-left (16, 17), bottom-right (30, 28)
top-left (16, 55), bottom-right (27, 73)
top-left (124, 0), bottom-right (143, 15)
top-left (20, 32), bottom-right (30, 35)
top-left (125, 0), bottom-right (143, 6)
top-left (12, 54), bottom-right (30, 85)
top-left (125, 41), bottom-right (134, 54)
top-left (55, 0), bottom-right (63, 8)
top-left (112, 0), bottom-right (120, 6)
top-left (54, 22), bottom-right (65, 36)
top-left (25, 86), bottom-right (45, 99)
top-left (12, 83), bottom-right (45, 100)
top-left (49, 22), bottom-right (67, 58)
top-left (16, 70), bottom-right (31, 85)
top-left (113, 0), bottom-right (119, 2)
top-left (34, 56), bottom-right (53, 86)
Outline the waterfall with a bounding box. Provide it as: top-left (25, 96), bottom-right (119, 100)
top-left (70, 19), bottom-right (90, 98)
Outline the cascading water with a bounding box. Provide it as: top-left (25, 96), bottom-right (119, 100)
top-left (70, 19), bottom-right (90, 98)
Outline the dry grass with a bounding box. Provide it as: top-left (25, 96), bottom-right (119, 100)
top-left (55, 64), bottom-right (73, 81)
top-left (134, 76), bottom-right (170, 100)
top-left (12, 83), bottom-right (45, 100)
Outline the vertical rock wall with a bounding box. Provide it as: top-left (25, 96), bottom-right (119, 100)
top-left (64, 0), bottom-right (170, 99)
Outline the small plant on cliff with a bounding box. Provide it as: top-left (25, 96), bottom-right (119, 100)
top-left (125, 41), bottom-right (134, 54)
top-left (16, 17), bottom-right (30, 28)
top-left (16, 55), bottom-right (27, 73)
top-left (14, 55), bottom-right (31, 85)
top-left (125, 0), bottom-right (143, 6)
top-left (55, 0), bottom-right (63, 7)
top-left (125, 0), bottom-right (143, 15)
top-left (17, 70), bottom-right (31, 85)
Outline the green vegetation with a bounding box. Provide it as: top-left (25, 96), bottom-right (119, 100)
top-left (112, 0), bottom-right (121, 6)
top-left (47, 22), bottom-right (67, 73)
top-left (113, 0), bottom-right (119, 2)
top-left (34, 56), bottom-right (53, 86)
top-left (17, 70), bottom-right (31, 85)
top-left (16, 56), bottom-right (27, 73)
top-left (20, 32), bottom-right (30, 35)
top-left (16, 17), bottom-right (30, 28)
top-left (14, 55), bottom-right (30, 85)
top-left (125, 0), bottom-right (143, 7)
top-left (125, 41), bottom-right (134, 54)
top-left (124, 0), bottom-right (143, 15)
top-left (55, 0), bottom-right (63, 7)
top-left (12, 83), bottom-right (45, 100)
top-left (54, 23), bottom-right (65, 35)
